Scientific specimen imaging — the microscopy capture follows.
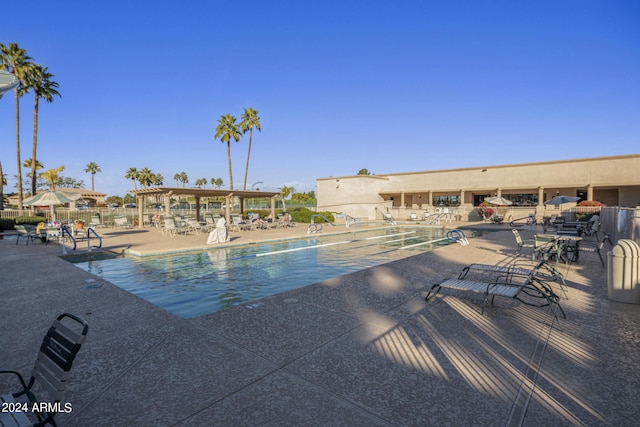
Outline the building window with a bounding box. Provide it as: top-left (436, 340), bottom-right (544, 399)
top-left (507, 194), bottom-right (538, 206)
top-left (433, 195), bottom-right (460, 207)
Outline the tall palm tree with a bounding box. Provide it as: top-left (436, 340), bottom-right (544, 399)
top-left (138, 167), bottom-right (154, 188)
top-left (125, 167), bottom-right (138, 190)
top-left (179, 172), bottom-right (188, 187)
top-left (214, 114), bottom-right (241, 190)
top-left (25, 64), bottom-right (60, 197)
top-left (195, 178), bottom-right (207, 188)
top-left (240, 107), bottom-right (261, 190)
top-left (84, 162), bottom-right (101, 191)
top-left (0, 43), bottom-right (33, 210)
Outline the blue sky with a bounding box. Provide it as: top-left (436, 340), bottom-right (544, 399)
top-left (1, 0), bottom-right (638, 198)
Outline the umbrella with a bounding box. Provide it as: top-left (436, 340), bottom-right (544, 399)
top-left (23, 190), bottom-right (81, 222)
top-left (0, 70), bottom-right (19, 95)
top-left (544, 195), bottom-right (580, 205)
top-left (484, 196), bottom-right (513, 206)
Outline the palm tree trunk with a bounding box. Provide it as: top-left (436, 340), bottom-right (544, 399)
top-left (30, 95), bottom-right (39, 196)
top-left (14, 90), bottom-right (23, 210)
top-left (91, 173), bottom-right (95, 191)
top-left (0, 160), bottom-right (4, 210)
top-left (243, 129), bottom-right (253, 191)
top-left (227, 141), bottom-right (234, 190)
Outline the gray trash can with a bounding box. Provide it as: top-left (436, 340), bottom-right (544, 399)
top-left (607, 239), bottom-right (640, 304)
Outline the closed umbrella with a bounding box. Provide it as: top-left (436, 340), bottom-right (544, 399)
top-left (484, 196), bottom-right (513, 206)
top-left (544, 195), bottom-right (580, 205)
top-left (23, 191), bottom-right (81, 222)
top-left (0, 70), bottom-right (19, 95)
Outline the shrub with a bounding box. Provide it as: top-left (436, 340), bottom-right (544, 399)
top-left (14, 215), bottom-right (47, 227)
top-left (288, 207), bottom-right (335, 224)
top-left (476, 202), bottom-right (495, 219)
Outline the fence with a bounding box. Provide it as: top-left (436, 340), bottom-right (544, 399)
top-left (600, 206), bottom-right (640, 245)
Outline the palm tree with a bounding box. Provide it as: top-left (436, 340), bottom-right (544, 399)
top-left (240, 107), bottom-right (261, 190)
top-left (25, 64), bottom-right (60, 197)
top-left (280, 185), bottom-right (294, 211)
top-left (0, 43), bottom-right (33, 210)
top-left (195, 178), bottom-right (207, 188)
top-left (180, 172), bottom-right (188, 187)
top-left (84, 162), bottom-right (101, 191)
top-left (125, 167), bottom-right (139, 190)
top-left (214, 114), bottom-right (241, 190)
top-left (138, 167), bottom-right (154, 188)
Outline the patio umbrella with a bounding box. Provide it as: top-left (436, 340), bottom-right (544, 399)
top-left (484, 196), bottom-right (513, 206)
top-left (0, 70), bottom-right (19, 95)
top-left (544, 195), bottom-right (580, 205)
top-left (23, 190), bottom-right (81, 222)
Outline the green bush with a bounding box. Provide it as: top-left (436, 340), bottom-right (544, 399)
top-left (14, 215), bottom-right (47, 227)
top-left (288, 207), bottom-right (335, 224)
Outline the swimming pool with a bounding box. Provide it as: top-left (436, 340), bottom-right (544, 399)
top-left (73, 227), bottom-right (458, 318)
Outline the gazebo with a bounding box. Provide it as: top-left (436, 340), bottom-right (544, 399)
top-left (130, 187), bottom-right (282, 227)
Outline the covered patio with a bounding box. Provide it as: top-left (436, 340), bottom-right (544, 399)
top-left (130, 187), bottom-right (281, 227)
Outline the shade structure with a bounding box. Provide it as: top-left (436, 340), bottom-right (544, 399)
top-left (544, 195), bottom-right (581, 205)
top-left (23, 191), bottom-right (81, 222)
top-left (0, 70), bottom-right (19, 95)
top-left (484, 196), bottom-right (513, 206)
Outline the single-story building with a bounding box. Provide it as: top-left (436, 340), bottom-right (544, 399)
top-left (317, 154), bottom-right (640, 221)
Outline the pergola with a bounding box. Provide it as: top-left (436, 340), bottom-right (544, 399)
top-left (130, 187), bottom-right (281, 228)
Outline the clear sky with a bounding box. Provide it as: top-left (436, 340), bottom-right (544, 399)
top-left (1, 0), bottom-right (639, 198)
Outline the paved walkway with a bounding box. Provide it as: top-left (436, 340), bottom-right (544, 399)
top-left (1, 223), bottom-right (639, 426)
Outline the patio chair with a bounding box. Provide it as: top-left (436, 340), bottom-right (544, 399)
top-left (88, 215), bottom-right (106, 229)
top-left (0, 313), bottom-right (89, 427)
top-left (14, 225), bottom-right (38, 245)
top-left (566, 240), bottom-right (605, 268)
top-left (511, 229), bottom-right (534, 257)
top-left (582, 215), bottom-right (601, 241)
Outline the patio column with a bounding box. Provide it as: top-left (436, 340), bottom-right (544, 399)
top-left (270, 196), bottom-right (276, 218)
top-left (587, 184), bottom-right (593, 201)
top-left (538, 187), bottom-right (544, 206)
top-left (225, 193), bottom-right (233, 225)
top-left (428, 190), bottom-right (433, 208)
top-left (459, 189), bottom-right (465, 204)
top-left (400, 192), bottom-right (405, 208)
top-left (164, 193), bottom-right (172, 218)
top-left (496, 188), bottom-right (502, 197)
top-left (137, 196), bottom-right (144, 228)
top-left (195, 196), bottom-right (201, 221)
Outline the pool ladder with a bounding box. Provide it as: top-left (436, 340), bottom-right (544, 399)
top-left (307, 214), bottom-right (335, 234)
top-left (60, 225), bottom-right (103, 253)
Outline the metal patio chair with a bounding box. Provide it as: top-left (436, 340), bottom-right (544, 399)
top-left (0, 313), bottom-right (89, 427)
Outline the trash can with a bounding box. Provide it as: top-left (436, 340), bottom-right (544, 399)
top-left (607, 239), bottom-right (640, 304)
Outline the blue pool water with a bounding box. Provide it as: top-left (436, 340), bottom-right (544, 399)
top-left (73, 227), bottom-right (457, 318)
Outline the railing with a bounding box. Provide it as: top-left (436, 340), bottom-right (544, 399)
top-left (86, 227), bottom-right (103, 251)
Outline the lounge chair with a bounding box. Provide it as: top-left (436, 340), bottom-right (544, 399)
top-left (88, 215), bottom-right (106, 229)
top-left (114, 216), bottom-right (133, 229)
top-left (425, 262), bottom-right (565, 318)
top-left (185, 218), bottom-right (204, 234)
top-left (0, 313), bottom-right (89, 427)
top-left (14, 225), bottom-right (38, 245)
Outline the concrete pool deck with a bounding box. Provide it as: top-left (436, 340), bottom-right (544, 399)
top-left (1, 222), bottom-right (639, 426)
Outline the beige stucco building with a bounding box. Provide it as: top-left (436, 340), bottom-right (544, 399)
top-left (317, 154), bottom-right (640, 221)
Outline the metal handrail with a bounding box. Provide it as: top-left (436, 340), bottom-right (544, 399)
top-left (86, 227), bottom-right (103, 251)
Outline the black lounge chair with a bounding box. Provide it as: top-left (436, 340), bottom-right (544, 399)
top-left (0, 313), bottom-right (89, 427)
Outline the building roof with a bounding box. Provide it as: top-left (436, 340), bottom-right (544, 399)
top-left (130, 187), bottom-right (280, 199)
